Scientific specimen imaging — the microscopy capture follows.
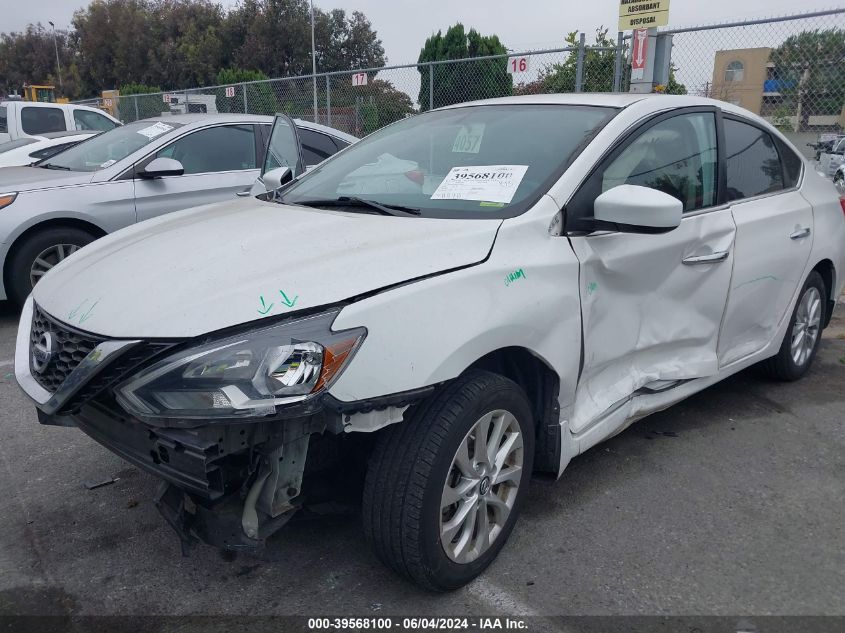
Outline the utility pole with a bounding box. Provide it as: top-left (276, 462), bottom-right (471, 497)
top-left (310, 0), bottom-right (318, 124)
top-left (48, 21), bottom-right (63, 93)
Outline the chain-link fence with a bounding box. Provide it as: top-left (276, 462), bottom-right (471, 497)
top-left (77, 8), bottom-right (843, 156)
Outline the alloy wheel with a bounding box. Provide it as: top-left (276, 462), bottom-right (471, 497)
top-left (30, 243), bottom-right (81, 288)
top-left (440, 409), bottom-right (524, 564)
top-left (791, 286), bottom-right (822, 367)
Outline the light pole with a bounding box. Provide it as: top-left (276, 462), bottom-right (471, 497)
top-left (310, 0), bottom-right (318, 123)
top-left (48, 21), bottom-right (63, 93)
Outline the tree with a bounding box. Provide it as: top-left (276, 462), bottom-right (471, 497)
top-left (0, 24), bottom-right (81, 99)
top-left (769, 29), bottom-right (845, 131)
top-left (539, 28), bottom-right (621, 93)
top-left (417, 24), bottom-right (512, 111)
top-left (214, 67), bottom-right (275, 114)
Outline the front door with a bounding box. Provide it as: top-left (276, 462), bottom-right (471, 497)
top-left (565, 110), bottom-right (734, 443)
top-left (717, 117), bottom-right (813, 367)
top-left (133, 123), bottom-right (261, 223)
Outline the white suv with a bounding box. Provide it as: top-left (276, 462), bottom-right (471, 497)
top-left (16, 94), bottom-right (845, 590)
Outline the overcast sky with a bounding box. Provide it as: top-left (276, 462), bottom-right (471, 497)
top-left (0, 0), bottom-right (820, 63)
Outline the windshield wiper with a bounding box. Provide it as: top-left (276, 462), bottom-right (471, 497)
top-left (290, 196), bottom-right (421, 216)
top-left (39, 163), bottom-right (71, 170)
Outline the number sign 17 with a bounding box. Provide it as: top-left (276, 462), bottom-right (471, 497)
top-left (508, 56), bottom-right (529, 74)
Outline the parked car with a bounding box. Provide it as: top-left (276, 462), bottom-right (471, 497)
top-left (0, 114), bottom-right (355, 305)
top-left (0, 101), bottom-right (120, 144)
top-left (16, 95), bottom-right (844, 591)
top-left (0, 131), bottom-right (99, 168)
top-left (817, 136), bottom-right (845, 179)
top-left (807, 135), bottom-right (845, 162)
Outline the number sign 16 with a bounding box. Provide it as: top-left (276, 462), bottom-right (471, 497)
top-left (508, 56), bottom-right (529, 74)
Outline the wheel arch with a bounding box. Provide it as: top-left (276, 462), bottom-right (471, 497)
top-left (3, 217), bottom-right (107, 293)
top-left (811, 258), bottom-right (836, 328)
top-left (465, 346), bottom-right (562, 474)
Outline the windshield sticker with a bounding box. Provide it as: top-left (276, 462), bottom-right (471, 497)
top-left (431, 165), bottom-right (529, 204)
top-left (479, 201), bottom-right (505, 208)
top-left (136, 122), bottom-right (174, 140)
top-left (100, 159), bottom-right (116, 168)
top-left (451, 124), bottom-right (485, 154)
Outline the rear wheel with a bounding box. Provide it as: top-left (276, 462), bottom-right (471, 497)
top-left (362, 370), bottom-right (534, 591)
top-left (7, 227), bottom-right (97, 306)
top-left (761, 271), bottom-right (826, 381)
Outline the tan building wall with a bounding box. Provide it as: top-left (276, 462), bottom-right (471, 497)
top-left (710, 47), bottom-right (771, 115)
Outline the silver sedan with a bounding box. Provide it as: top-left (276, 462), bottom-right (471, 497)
top-left (0, 114), bottom-right (356, 305)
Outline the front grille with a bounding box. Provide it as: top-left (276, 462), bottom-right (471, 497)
top-left (30, 304), bottom-right (106, 393)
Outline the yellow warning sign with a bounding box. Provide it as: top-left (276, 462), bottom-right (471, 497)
top-left (618, 0), bottom-right (670, 31)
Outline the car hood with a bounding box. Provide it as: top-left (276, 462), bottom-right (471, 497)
top-left (33, 198), bottom-right (501, 338)
top-left (0, 166), bottom-right (93, 192)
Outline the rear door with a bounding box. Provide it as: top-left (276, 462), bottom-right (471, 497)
top-left (133, 123), bottom-right (263, 222)
top-left (566, 108), bottom-right (735, 443)
top-left (717, 117), bottom-right (813, 366)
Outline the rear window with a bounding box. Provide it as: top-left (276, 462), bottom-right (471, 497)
top-left (21, 106), bottom-right (67, 135)
top-left (0, 106), bottom-right (6, 133)
top-left (73, 109), bottom-right (118, 132)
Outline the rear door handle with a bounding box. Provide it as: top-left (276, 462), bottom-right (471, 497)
top-left (682, 251), bottom-right (730, 265)
top-left (789, 227), bottom-right (811, 240)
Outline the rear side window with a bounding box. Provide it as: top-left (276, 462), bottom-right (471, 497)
top-left (0, 106), bottom-right (7, 133)
top-left (73, 109), bottom-right (118, 132)
top-left (300, 129), bottom-right (340, 166)
top-left (724, 119), bottom-right (784, 202)
top-left (21, 106), bottom-right (67, 134)
top-left (775, 138), bottom-right (803, 188)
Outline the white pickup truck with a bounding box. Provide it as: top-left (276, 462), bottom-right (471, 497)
top-left (0, 101), bottom-right (120, 144)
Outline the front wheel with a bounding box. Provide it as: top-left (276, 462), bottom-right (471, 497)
top-left (362, 370), bottom-right (534, 591)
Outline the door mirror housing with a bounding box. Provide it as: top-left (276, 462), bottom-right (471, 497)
top-left (594, 184), bottom-right (682, 234)
top-left (262, 166), bottom-right (293, 193)
top-left (140, 157), bottom-right (184, 179)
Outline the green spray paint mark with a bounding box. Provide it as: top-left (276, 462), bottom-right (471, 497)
top-left (733, 275), bottom-right (779, 290)
top-left (68, 299), bottom-right (87, 321)
top-left (257, 295), bottom-right (274, 315)
top-left (587, 282), bottom-right (598, 296)
top-left (279, 290), bottom-right (298, 308)
top-left (79, 300), bottom-right (99, 324)
top-left (68, 299), bottom-right (98, 325)
top-left (504, 268), bottom-right (526, 287)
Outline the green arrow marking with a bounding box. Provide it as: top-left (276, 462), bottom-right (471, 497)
top-left (257, 295), bottom-right (274, 315)
top-left (279, 290), bottom-right (298, 308)
top-left (79, 300), bottom-right (99, 324)
top-left (68, 299), bottom-right (87, 321)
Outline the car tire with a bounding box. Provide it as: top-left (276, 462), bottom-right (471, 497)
top-left (7, 227), bottom-right (97, 307)
top-left (362, 370), bottom-right (534, 591)
top-left (760, 271), bottom-right (826, 382)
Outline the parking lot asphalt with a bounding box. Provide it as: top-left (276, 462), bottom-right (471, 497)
top-left (0, 301), bottom-right (843, 621)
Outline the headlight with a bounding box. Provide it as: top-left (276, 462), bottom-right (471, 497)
top-left (0, 193), bottom-right (17, 210)
top-left (116, 309), bottom-right (364, 420)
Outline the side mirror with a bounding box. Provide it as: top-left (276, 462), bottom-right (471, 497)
top-left (594, 184), bottom-right (682, 233)
top-left (262, 166), bottom-right (293, 193)
top-left (140, 157), bottom-right (184, 179)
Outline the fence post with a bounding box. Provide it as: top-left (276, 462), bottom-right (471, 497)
top-left (428, 62), bottom-right (434, 111)
top-left (184, 89), bottom-right (189, 110)
top-left (326, 75), bottom-right (332, 127)
top-left (575, 32), bottom-right (586, 92)
top-left (134, 95), bottom-right (139, 121)
top-left (243, 83), bottom-right (248, 113)
top-left (613, 31), bottom-right (624, 92)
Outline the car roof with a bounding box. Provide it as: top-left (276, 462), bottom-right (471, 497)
top-left (135, 113), bottom-right (358, 142)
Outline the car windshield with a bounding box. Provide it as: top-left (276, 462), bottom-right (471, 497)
top-left (280, 104), bottom-right (617, 219)
top-left (39, 120), bottom-right (184, 172)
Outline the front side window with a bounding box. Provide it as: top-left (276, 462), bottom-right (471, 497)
top-left (74, 109), bottom-right (118, 132)
top-left (21, 106), bottom-right (66, 134)
top-left (724, 119), bottom-right (784, 202)
top-left (156, 125), bottom-right (256, 175)
top-left (280, 105), bottom-right (617, 219)
top-left (725, 61), bottom-right (744, 82)
top-left (601, 112), bottom-right (718, 212)
top-left (39, 120), bottom-right (184, 172)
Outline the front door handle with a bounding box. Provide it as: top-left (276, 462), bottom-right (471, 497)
top-left (789, 227), bottom-right (811, 240)
top-left (682, 251), bottom-right (730, 265)
top-left (236, 190), bottom-right (251, 197)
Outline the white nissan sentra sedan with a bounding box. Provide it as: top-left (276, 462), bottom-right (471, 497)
top-left (15, 94), bottom-right (845, 590)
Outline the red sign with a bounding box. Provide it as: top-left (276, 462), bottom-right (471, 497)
top-left (632, 28), bottom-right (649, 73)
